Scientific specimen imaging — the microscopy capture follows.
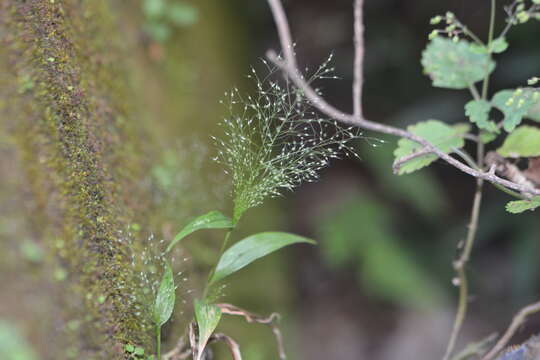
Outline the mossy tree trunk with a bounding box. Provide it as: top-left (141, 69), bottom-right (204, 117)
top-left (1, 0), bottom-right (153, 358)
top-left (0, 0), bottom-right (247, 358)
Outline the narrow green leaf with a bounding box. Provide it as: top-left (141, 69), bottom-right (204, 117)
top-left (194, 300), bottom-right (222, 360)
top-left (465, 100), bottom-right (498, 132)
top-left (497, 126), bottom-right (540, 158)
top-left (490, 37), bottom-right (509, 54)
top-left (393, 120), bottom-right (467, 175)
top-left (421, 37), bottom-right (495, 89)
top-left (209, 232), bottom-right (316, 285)
top-left (492, 88), bottom-right (540, 132)
top-left (167, 211), bottom-right (234, 252)
top-left (506, 196), bottom-right (540, 214)
top-left (153, 263), bottom-right (175, 326)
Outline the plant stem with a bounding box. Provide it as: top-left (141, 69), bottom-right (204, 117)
top-left (443, 2), bottom-right (497, 357)
top-left (203, 228), bottom-right (234, 298)
top-left (443, 174), bottom-right (484, 360)
top-left (482, 0), bottom-right (497, 99)
top-left (156, 325), bottom-right (161, 360)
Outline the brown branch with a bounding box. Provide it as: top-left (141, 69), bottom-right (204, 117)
top-left (217, 303), bottom-right (287, 360)
top-left (353, 0), bottom-right (364, 118)
top-left (265, 0), bottom-right (540, 197)
top-left (482, 301), bottom-right (540, 360)
top-left (209, 333), bottom-right (243, 360)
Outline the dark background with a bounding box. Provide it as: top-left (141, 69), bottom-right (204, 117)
top-left (220, 1), bottom-right (540, 359)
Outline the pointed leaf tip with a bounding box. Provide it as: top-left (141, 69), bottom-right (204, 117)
top-left (167, 211), bottom-right (234, 252)
top-left (194, 300), bottom-right (222, 360)
top-left (209, 232), bottom-right (316, 285)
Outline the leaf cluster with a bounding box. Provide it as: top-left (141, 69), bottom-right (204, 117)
top-left (395, 7), bottom-right (540, 213)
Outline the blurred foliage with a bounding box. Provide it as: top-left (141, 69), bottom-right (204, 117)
top-left (0, 321), bottom-right (37, 360)
top-left (317, 193), bottom-right (446, 309)
top-left (359, 141), bottom-right (447, 220)
top-left (141, 0), bottom-right (198, 42)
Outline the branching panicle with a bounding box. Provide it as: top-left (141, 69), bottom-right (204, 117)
top-left (213, 61), bottom-right (362, 222)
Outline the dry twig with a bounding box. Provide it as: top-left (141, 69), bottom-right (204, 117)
top-left (482, 301), bottom-right (540, 360)
top-left (217, 303), bottom-right (287, 360)
top-left (208, 333), bottom-right (243, 360)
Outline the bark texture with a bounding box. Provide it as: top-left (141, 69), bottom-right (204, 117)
top-left (0, 0), bottom-right (245, 358)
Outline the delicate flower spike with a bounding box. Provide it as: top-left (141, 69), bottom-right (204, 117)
top-left (213, 60), bottom-right (363, 222)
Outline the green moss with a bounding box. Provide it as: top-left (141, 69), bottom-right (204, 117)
top-left (1, 0), bottom-right (252, 357)
top-left (2, 0), bottom-right (152, 358)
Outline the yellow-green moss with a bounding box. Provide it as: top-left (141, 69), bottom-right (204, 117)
top-left (2, 0), bottom-right (151, 358)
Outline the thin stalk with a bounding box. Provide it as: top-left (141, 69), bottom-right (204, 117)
top-left (203, 228), bottom-right (234, 298)
top-left (468, 84), bottom-right (481, 101)
top-left (156, 326), bottom-right (161, 360)
top-left (442, 175), bottom-right (484, 360)
top-left (462, 27), bottom-right (485, 46)
top-left (443, 2), bottom-right (497, 355)
top-left (482, 0), bottom-right (497, 100)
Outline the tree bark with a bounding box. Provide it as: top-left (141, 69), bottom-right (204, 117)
top-left (0, 0), bottom-right (245, 358)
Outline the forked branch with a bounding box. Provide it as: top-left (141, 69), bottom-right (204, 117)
top-left (265, 0), bottom-right (540, 196)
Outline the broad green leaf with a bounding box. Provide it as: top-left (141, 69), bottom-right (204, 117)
top-left (465, 100), bottom-right (498, 132)
top-left (167, 211), bottom-right (234, 252)
top-left (421, 37), bottom-right (495, 89)
top-left (153, 263), bottom-right (175, 326)
top-left (526, 93), bottom-right (540, 122)
top-left (393, 120), bottom-right (467, 175)
top-left (506, 196), bottom-right (540, 214)
top-left (479, 130), bottom-right (498, 144)
top-left (209, 232), bottom-right (316, 285)
top-left (194, 300), bottom-right (222, 360)
top-left (492, 88), bottom-right (540, 132)
top-left (0, 321), bottom-right (37, 360)
top-left (490, 37), bottom-right (509, 53)
top-left (497, 126), bottom-right (540, 158)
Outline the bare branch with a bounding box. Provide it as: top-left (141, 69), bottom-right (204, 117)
top-left (217, 303), bottom-right (287, 360)
top-left (265, 0), bottom-right (540, 197)
top-left (482, 301), bottom-right (540, 360)
top-left (267, 0), bottom-right (297, 69)
top-left (353, 0), bottom-right (365, 118)
top-left (209, 333), bottom-right (243, 360)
